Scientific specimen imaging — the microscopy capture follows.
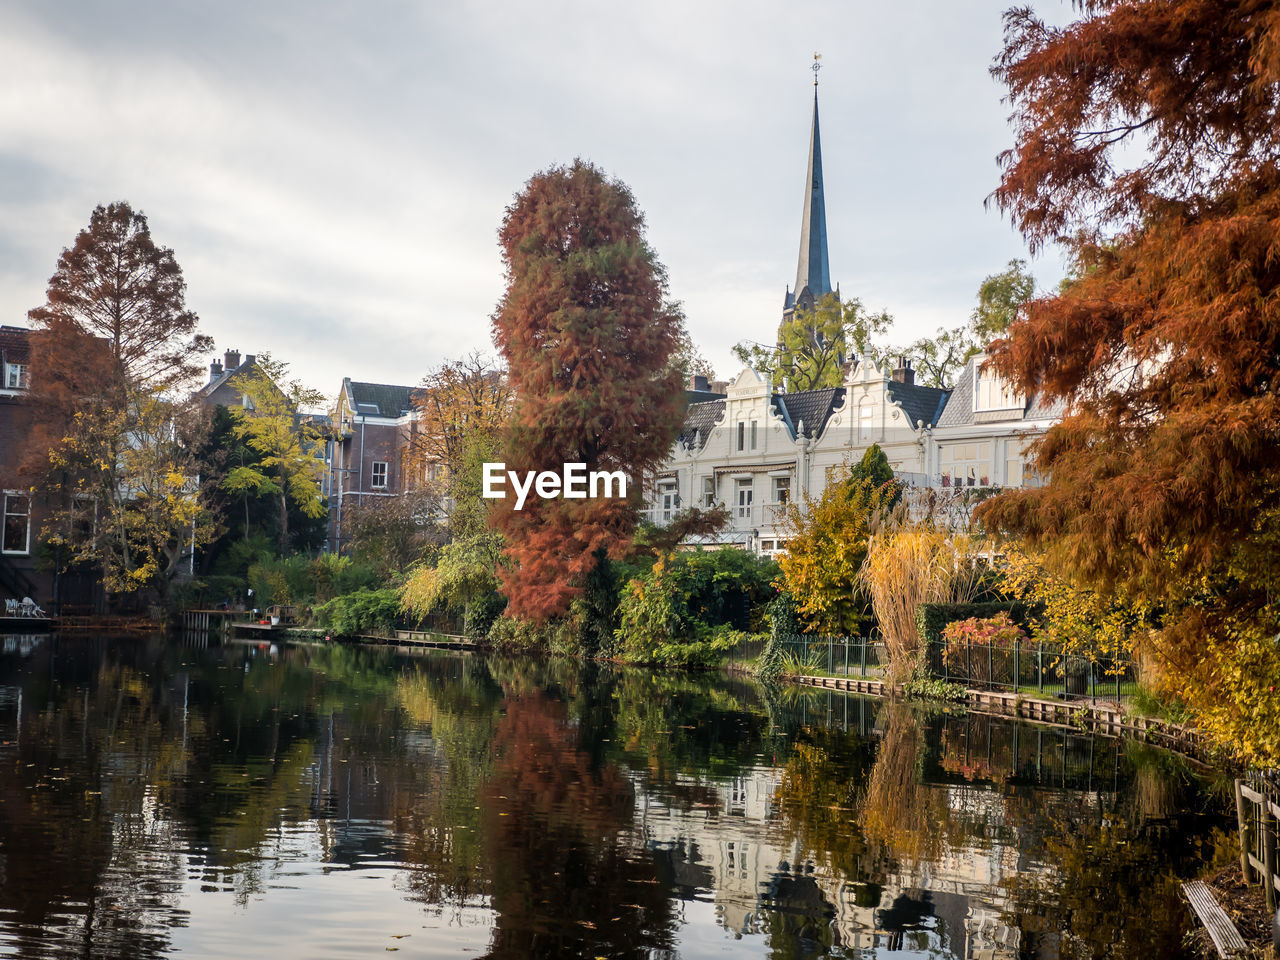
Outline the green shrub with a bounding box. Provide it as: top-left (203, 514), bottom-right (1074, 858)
top-left (313, 588), bottom-right (403, 636)
top-left (631, 625), bottom-right (750, 668)
top-left (615, 548), bottom-right (778, 663)
top-left (758, 591), bottom-right (800, 681)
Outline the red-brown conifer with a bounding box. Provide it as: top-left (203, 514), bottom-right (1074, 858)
top-left (491, 161), bottom-right (683, 622)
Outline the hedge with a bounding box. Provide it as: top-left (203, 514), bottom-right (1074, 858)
top-left (916, 601), bottom-right (1033, 647)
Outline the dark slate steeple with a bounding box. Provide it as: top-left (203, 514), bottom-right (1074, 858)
top-left (790, 89), bottom-right (832, 308)
top-left (781, 59), bottom-right (839, 346)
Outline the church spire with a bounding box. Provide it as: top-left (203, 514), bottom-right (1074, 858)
top-left (785, 54), bottom-right (834, 320)
top-left (794, 67), bottom-right (832, 303)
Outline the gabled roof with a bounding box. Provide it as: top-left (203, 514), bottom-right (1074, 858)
top-left (346, 380), bottom-right (417, 419)
top-left (684, 388), bottom-right (727, 406)
top-left (0, 326), bottom-right (31, 365)
top-left (887, 380), bottom-right (950, 429)
top-left (197, 357), bottom-right (258, 399)
top-left (935, 356), bottom-right (1061, 427)
top-left (679, 399), bottom-right (725, 449)
top-left (777, 386), bottom-right (844, 438)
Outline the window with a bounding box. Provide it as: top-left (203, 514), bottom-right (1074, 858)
top-left (371, 461), bottom-right (388, 489)
top-left (700, 476), bottom-right (715, 508)
top-left (940, 442), bottom-right (992, 487)
top-left (3, 493), bottom-right (30, 554)
top-left (859, 403), bottom-right (873, 442)
top-left (5, 364), bottom-right (28, 390)
top-left (772, 475), bottom-right (790, 504)
top-left (735, 478), bottom-right (753, 519)
top-left (1005, 454), bottom-right (1023, 487)
top-left (736, 422), bottom-right (746, 451)
top-left (974, 359), bottom-right (1024, 412)
top-left (750, 420), bottom-right (758, 450)
top-left (658, 482), bottom-right (678, 523)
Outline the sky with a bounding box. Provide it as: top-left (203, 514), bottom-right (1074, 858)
top-left (0, 0), bottom-right (1072, 397)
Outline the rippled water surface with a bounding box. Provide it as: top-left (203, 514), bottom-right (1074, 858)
top-left (0, 634), bottom-right (1233, 959)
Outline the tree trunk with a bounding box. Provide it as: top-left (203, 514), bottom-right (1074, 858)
top-left (279, 487), bottom-right (289, 552)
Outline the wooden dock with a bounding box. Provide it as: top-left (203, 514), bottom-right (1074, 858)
top-left (1182, 881), bottom-right (1247, 957)
top-left (790, 672), bottom-right (1209, 757)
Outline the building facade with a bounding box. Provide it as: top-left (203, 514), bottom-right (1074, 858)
top-left (645, 82), bottom-right (1057, 553)
top-left (326, 378), bottom-right (420, 553)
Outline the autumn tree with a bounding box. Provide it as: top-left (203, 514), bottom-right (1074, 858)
top-left (975, 1), bottom-right (1280, 762)
top-left (27, 201), bottom-right (215, 596)
top-left (491, 160), bottom-right (684, 635)
top-left (776, 468), bottom-right (896, 635)
top-left (223, 356), bottom-right (329, 552)
top-left (733, 293), bottom-right (891, 390)
top-left (408, 351), bottom-right (512, 494)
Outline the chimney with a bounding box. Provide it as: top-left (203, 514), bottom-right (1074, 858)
top-left (245, 354), bottom-right (256, 366)
top-left (891, 356), bottom-right (915, 386)
top-left (224, 349), bottom-right (241, 371)
top-left (208, 359), bottom-right (223, 383)
top-left (689, 374), bottom-right (709, 392)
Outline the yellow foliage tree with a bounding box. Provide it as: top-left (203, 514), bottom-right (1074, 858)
top-left (224, 357), bottom-right (328, 551)
top-left (998, 542), bottom-right (1150, 663)
top-left (776, 470), bottom-right (894, 635)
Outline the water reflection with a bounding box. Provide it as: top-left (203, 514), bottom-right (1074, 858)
top-left (0, 635), bottom-right (1232, 959)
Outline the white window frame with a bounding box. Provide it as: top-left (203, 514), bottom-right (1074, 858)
top-left (973, 357), bottom-right (1024, 412)
top-left (772, 475), bottom-right (790, 505)
top-left (736, 421), bottom-right (746, 452)
top-left (657, 481), bottom-right (678, 523)
top-left (5, 363), bottom-right (28, 390)
top-left (2, 491), bottom-right (31, 555)
top-left (371, 461), bottom-right (389, 490)
top-left (750, 420), bottom-right (758, 450)
top-left (735, 478), bottom-right (753, 519)
top-left (700, 476), bottom-right (715, 508)
top-left (859, 403), bottom-right (873, 442)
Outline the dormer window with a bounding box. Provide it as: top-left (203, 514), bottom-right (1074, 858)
top-left (974, 358), bottom-right (1023, 412)
top-left (5, 363), bottom-right (28, 390)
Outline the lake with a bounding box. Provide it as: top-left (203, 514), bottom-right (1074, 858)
top-left (0, 634), bottom-right (1232, 959)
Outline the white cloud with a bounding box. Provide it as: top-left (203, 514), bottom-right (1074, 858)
top-left (0, 0), bottom-right (1066, 397)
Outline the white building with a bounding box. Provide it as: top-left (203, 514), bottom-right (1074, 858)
top-left (644, 82), bottom-right (1059, 553)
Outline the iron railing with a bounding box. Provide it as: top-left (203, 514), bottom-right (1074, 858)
top-left (753, 633), bottom-right (1136, 701)
top-left (772, 634), bottom-right (888, 677)
top-left (926, 638), bottom-right (1137, 700)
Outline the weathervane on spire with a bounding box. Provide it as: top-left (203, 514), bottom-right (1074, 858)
top-left (812, 52), bottom-right (822, 87)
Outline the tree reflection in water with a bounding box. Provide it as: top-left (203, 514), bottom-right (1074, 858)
top-left (0, 635), bottom-right (1238, 960)
top-left (478, 691), bottom-right (675, 960)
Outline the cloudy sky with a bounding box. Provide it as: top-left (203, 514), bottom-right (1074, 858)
top-left (0, 1), bottom-right (1071, 397)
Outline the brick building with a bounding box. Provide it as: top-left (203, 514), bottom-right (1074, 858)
top-left (326, 378), bottom-right (419, 553)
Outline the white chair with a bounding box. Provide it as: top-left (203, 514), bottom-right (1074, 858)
top-left (19, 597), bottom-right (35, 618)
top-left (4, 599), bottom-right (16, 616)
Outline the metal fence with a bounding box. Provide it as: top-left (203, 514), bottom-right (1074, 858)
top-left (749, 633), bottom-right (1136, 701)
top-left (926, 638), bottom-right (1137, 700)
top-left (773, 634), bottom-right (888, 677)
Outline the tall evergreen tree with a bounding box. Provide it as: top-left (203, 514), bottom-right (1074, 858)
top-left (491, 160), bottom-right (683, 628)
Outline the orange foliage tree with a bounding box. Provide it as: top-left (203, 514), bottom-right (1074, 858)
top-left (407, 350), bottom-right (512, 488)
top-left (491, 160), bottom-right (684, 633)
top-left (976, 1), bottom-right (1280, 760)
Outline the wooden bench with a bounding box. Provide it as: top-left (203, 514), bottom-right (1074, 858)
top-left (1183, 881), bottom-right (1248, 958)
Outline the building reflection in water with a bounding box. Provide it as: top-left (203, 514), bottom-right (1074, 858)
top-left (0, 637), bottom-right (1231, 960)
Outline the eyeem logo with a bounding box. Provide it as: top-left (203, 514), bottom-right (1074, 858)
top-left (482, 462), bottom-right (629, 511)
